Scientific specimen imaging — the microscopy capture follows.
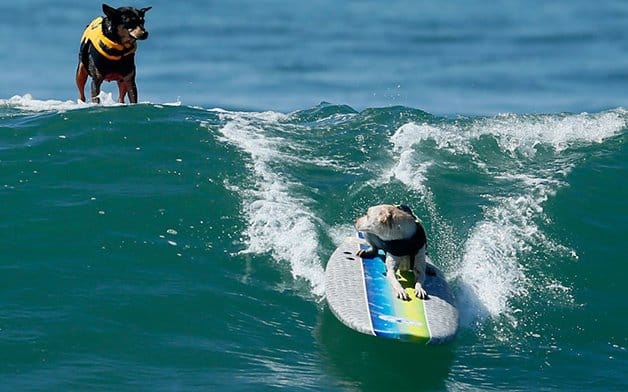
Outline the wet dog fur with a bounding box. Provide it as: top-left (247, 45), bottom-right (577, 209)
top-left (355, 204), bottom-right (430, 300)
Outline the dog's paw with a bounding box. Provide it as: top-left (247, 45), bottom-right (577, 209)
top-left (356, 248), bottom-right (378, 259)
top-left (393, 283), bottom-right (410, 301)
top-left (393, 285), bottom-right (410, 301)
top-left (414, 283), bottom-right (429, 299)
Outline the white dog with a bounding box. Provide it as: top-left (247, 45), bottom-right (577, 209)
top-left (355, 204), bottom-right (430, 300)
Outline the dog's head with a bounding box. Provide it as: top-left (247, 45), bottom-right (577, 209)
top-left (103, 3), bottom-right (152, 42)
top-left (355, 204), bottom-right (417, 241)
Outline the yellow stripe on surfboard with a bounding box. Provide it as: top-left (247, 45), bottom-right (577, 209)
top-left (394, 271), bottom-right (430, 342)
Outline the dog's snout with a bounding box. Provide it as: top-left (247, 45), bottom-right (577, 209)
top-left (129, 26), bottom-right (149, 40)
top-left (134, 29), bottom-right (148, 40)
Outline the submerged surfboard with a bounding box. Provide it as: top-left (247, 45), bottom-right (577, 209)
top-left (325, 233), bottom-right (458, 344)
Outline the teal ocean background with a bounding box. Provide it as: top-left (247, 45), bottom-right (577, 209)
top-left (1, 1), bottom-right (627, 391)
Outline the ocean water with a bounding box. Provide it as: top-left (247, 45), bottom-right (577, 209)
top-left (1, 1), bottom-right (627, 391)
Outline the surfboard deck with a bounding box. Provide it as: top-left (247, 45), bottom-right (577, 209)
top-left (325, 234), bottom-right (458, 344)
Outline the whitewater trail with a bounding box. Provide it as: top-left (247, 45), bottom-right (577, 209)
top-left (388, 110), bottom-right (626, 328)
top-left (207, 110), bottom-right (327, 298)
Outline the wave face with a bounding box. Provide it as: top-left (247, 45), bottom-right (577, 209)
top-left (1, 96), bottom-right (626, 390)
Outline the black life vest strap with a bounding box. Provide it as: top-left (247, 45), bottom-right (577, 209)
top-left (363, 221), bottom-right (426, 269)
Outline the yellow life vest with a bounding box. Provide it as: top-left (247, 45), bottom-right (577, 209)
top-left (81, 17), bottom-right (136, 61)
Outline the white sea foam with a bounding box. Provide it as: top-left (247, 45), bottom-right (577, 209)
top-left (1, 94), bottom-right (84, 112)
top-left (209, 110), bottom-right (326, 298)
top-left (327, 224), bottom-right (355, 247)
top-left (0, 93), bottom-right (167, 112)
top-left (469, 110), bottom-right (627, 155)
top-left (387, 122), bottom-right (461, 271)
top-left (391, 110), bottom-right (626, 161)
top-left (389, 110), bottom-right (625, 327)
top-left (0, 93), bottom-right (120, 112)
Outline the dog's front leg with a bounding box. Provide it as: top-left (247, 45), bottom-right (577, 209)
top-left (121, 72), bottom-right (138, 104)
top-left (385, 255), bottom-right (409, 300)
top-left (90, 78), bottom-right (103, 103)
top-left (413, 270), bottom-right (428, 299)
top-left (76, 62), bottom-right (88, 102)
top-left (413, 247), bottom-right (429, 299)
top-left (117, 81), bottom-right (128, 103)
top-left (356, 245), bottom-right (379, 259)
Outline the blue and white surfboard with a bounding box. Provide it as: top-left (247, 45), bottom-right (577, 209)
top-left (325, 234), bottom-right (458, 344)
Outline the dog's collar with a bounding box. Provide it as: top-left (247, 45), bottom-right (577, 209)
top-left (81, 17), bottom-right (137, 61)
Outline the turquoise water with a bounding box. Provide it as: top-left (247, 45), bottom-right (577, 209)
top-left (2, 99), bottom-right (625, 391)
top-left (2, 1), bottom-right (627, 391)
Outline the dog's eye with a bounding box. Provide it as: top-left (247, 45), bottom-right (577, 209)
top-left (122, 16), bottom-right (139, 27)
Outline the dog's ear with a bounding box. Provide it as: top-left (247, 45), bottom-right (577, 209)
top-left (102, 4), bottom-right (118, 18)
top-left (140, 7), bottom-right (152, 16)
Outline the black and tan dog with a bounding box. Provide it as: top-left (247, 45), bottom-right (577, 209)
top-left (76, 4), bottom-right (151, 103)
